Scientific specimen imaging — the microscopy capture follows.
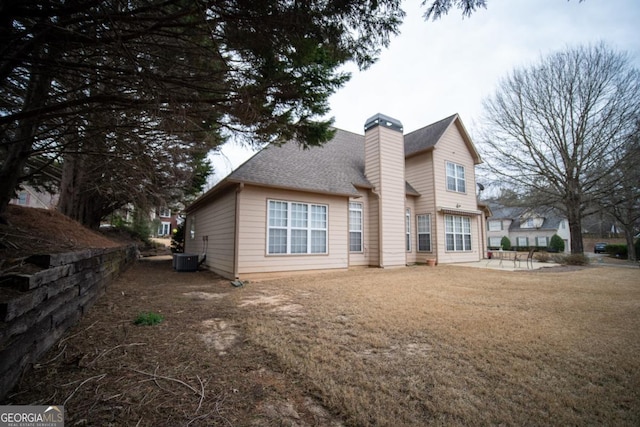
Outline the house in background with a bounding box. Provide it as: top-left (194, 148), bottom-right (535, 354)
top-left (10, 185), bottom-right (58, 209)
top-left (151, 206), bottom-right (180, 237)
top-left (185, 113), bottom-right (488, 279)
top-left (486, 205), bottom-right (571, 252)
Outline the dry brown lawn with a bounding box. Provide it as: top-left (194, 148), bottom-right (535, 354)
top-left (7, 260), bottom-right (640, 426)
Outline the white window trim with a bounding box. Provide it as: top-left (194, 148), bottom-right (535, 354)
top-left (517, 236), bottom-right (528, 247)
top-left (349, 202), bottom-right (363, 253)
top-left (488, 220), bottom-right (502, 231)
top-left (417, 214), bottom-right (432, 252)
top-left (406, 208), bottom-right (411, 252)
top-left (488, 236), bottom-right (502, 248)
top-left (446, 161), bottom-right (466, 193)
top-left (267, 199), bottom-right (328, 255)
top-left (445, 215), bottom-right (472, 251)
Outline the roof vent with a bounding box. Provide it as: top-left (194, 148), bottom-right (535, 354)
top-left (364, 113), bottom-right (403, 133)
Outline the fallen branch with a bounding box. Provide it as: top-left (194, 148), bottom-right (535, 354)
top-left (89, 342), bottom-right (146, 366)
top-left (34, 344), bottom-right (67, 368)
top-left (58, 321), bottom-right (99, 348)
top-left (129, 368), bottom-right (204, 400)
top-left (63, 373), bottom-right (107, 405)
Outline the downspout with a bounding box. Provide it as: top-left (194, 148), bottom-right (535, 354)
top-left (233, 183), bottom-right (244, 279)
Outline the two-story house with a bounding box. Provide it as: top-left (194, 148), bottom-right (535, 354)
top-left (184, 113), bottom-right (488, 279)
top-left (486, 205), bottom-right (570, 252)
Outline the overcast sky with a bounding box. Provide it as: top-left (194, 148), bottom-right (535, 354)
top-left (209, 0), bottom-right (640, 184)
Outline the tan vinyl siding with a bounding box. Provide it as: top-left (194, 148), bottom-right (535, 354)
top-left (236, 185), bottom-right (348, 275)
top-left (185, 187), bottom-right (236, 278)
top-left (431, 123), bottom-right (482, 263)
top-left (405, 151), bottom-right (437, 264)
top-left (349, 190), bottom-right (379, 267)
top-left (432, 124), bottom-right (478, 211)
top-left (405, 197), bottom-right (419, 264)
top-left (365, 125), bottom-right (406, 267)
top-left (434, 213), bottom-right (482, 263)
top-left (366, 190), bottom-right (380, 266)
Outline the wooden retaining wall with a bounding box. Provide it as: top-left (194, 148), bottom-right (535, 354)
top-left (0, 245), bottom-right (138, 400)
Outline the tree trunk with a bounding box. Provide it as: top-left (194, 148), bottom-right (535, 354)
top-left (0, 66), bottom-right (52, 220)
top-left (57, 149), bottom-right (104, 230)
top-left (623, 228), bottom-right (637, 262)
top-left (566, 204), bottom-right (585, 254)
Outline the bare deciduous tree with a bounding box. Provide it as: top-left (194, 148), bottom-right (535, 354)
top-left (479, 43), bottom-right (640, 254)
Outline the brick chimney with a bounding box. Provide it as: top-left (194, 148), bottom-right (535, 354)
top-left (364, 114), bottom-right (406, 268)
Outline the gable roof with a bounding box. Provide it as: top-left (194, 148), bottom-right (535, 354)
top-left (227, 129), bottom-right (371, 197)
top-left (187, 115), bottom-right (476, 212)
top-left (487, 203), bottom-right (566, 231)
top-left (404, 114), bottom-right (482, 164)
top-left (404, 114), bottom-right (456, 157)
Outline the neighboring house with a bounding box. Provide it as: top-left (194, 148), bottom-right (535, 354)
top-left (185, 113), bottom-right (488, 279)
top-left (152, 206), bottom-right (180, 237)
top-left (486, 205), bottom-right (570, 252)
top-left (10, 185), bottom-right (58, 209)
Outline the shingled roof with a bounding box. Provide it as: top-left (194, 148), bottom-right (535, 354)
top-left (227, 129), bottom-right (371, 196)
top-left (187, 115), bottom-right (466, 212)
top-left (404, 114), bottom-right (457, 157)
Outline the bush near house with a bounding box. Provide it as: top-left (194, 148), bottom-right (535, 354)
top-left (500, 236), bottom-right (511, 250)
top-left (605, 244), bottom-right (628, 259)
top-left (549, 234), bottom-right (565, 253)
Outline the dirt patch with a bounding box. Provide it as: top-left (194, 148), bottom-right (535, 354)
top-left (2, 206), bottom-right (639, 425)
top-left (5, 261), bottom-right (638, 426)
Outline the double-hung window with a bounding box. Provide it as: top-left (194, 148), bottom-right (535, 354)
top-left (417, 214), bottom-right (431, 252)
top-left (405, 209), bottom-right (411, 252)
top-left (446, 161), bottom-right (466, 193)
top-left (488, 237), bottom-right (502, 248)
top-left (349, 202), bottom-right (363, 252)
top-left (267, 200), bottom-right (327, 255)
top-left (488, 220), bottom-right (502, 231)
top-left (445, 215), bottom-right (471, 251)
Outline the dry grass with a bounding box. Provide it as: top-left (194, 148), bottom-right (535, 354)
top-left (7, 261), bottom-right (640, 426)
top-left (236, 265), bottom-right (640, 426)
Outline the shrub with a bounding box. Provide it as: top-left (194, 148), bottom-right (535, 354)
top-left (134, 312), bottom-right (164, 326)
top-left (605, 244), bottom-right (628, 259)
top-left (534, 251), bottom-right (551, 263)
top-left (500, 236), bottom-right (511, 251)
top-left (635, 238), bottom-right (640, 259)
top-left (171, 222), bottom-right (185, 253)
top-left (549, 234), bottom-right (564, 253)
top-left (563, 254), bottom-right (590, 266)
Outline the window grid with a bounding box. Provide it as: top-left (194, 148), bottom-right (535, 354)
top-left (406, 209), bottom-right (411, 252)
top-left (489, 237), bottom-right (502, 247)
top-left (488, 220), bottom-right (502, 231)
top-left (349, 202), bottom-right (363, 252)
top-left (267, 200), bottom-right (327, 255)
top-left (445, 215), bottom-right (471, 251)
top-left (446, 161), bottom-right (466, 193)
top-left (417, 214), bottom-right (431, 252)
